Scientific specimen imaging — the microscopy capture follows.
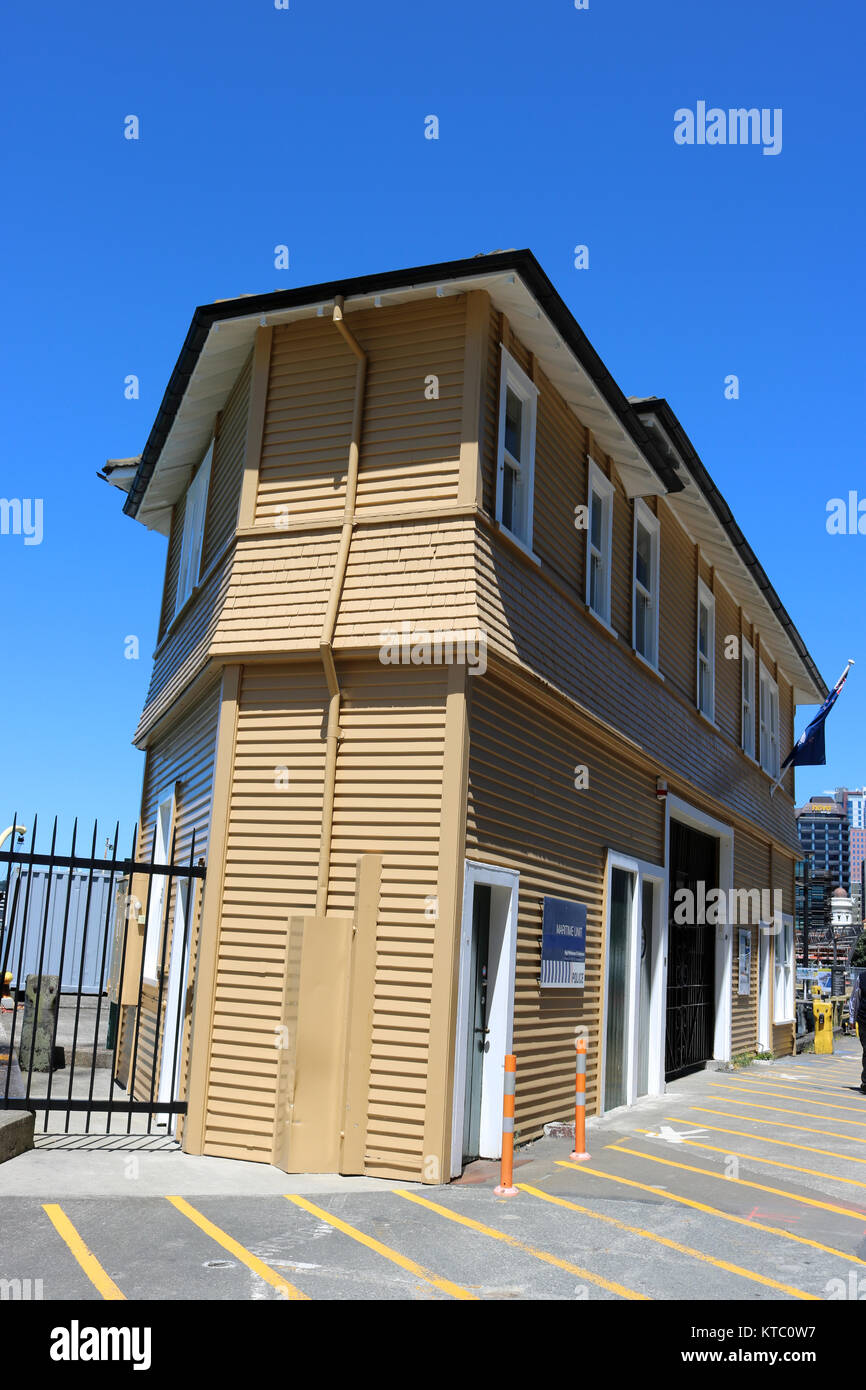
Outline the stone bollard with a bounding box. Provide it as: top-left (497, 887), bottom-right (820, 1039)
top-left (18, 975), bottom-right (59, 1073)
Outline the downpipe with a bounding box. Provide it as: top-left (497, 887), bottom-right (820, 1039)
top-left (316, 297), bottom-right (368, 916)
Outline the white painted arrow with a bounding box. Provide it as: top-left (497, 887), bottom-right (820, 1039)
top-left (646, 1125), bottom-right (708, 1143)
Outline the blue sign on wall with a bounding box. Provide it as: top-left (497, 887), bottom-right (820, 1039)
top-left (541, 896), bottom-right (587, 988)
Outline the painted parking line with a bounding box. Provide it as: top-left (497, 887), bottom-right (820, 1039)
top-left (166, 1196), bottom-right (308, 1301)
top-left (664, 1116), bottom-right (866, 1172)
top-left (706, 1091), bottom-right (866, 1130)
top-left (736, 1074), bottom-right (863, 1096)
top-left (712, 1081), bottom-right (866, 1115)
top-left (42, 1204), bottom-right (125, 1301)
top-left (688, 1104), bottom-right (866, 1147)
top-left (558, 1162), bottom-right (866, 1265)
top-left (645, 1125), bottom-right (866, 1192)
top-left (517, 1183), bottom-right (817, 1300)
top-left (285, 1195), bottom-right (476, 1300)
top-left (396, 1189), bottom-right (648, 1300)
top-left (609, 1144), bottom-right (866, 1223)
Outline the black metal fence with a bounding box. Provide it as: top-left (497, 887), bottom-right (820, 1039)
top-left (0, 815), bottom-right (205, 1134)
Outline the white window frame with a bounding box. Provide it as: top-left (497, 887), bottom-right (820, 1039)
top-left (773, 913), bottom-right (795, 1023)
top-left (175, 440), bottom-right (214, 616)
top-left (586, 460), bottom-right (614, 627)
top-left (696, 579), bottom-right (716, 721)
top-left (759, 661), bottom-right (780, 779)
top-left (741, 637), bottom-right (756, 759)
top-left (495, 346), bottom-right (538, 552)
top-left (143, 795), bottom-right (174, 985)
top-left (632, 499), bottom-right (660, 669)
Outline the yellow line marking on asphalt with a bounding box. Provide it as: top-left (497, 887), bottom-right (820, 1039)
top-left (396, 1188), bottom-right (648, 1299)
top-left (665, 1116), bottom-right (866, 1170)
top-left (735, 1074), bottom-right (862, 1096)
top-left (42, 1204), bottom-right (125, 1301)
top-left (517, 1183), bottom-right (817, 1300)
top-left (644, 1126), bottom-right (866, 1191)
top-left (706, 1091), bottom-right (866, 1129)
top-left (166, 1196), bottom-right (308, 1300)
top-left (610, 1144), bottom-right (866, 1222)
top-left (557, 1162), bottom-right (866, 1264)
top-left (712, 1081), bottom-right (866, 1115)
top-left (689, 1104), bottom-right (866, 1146)
top-left (285, 1194), bottom-right (476, 1300)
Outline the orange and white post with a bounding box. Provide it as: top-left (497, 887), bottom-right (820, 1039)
top-left (494, 1054), bottom-right (519, 1196)
top-left (570, 1038), bottom-right (590, 1161)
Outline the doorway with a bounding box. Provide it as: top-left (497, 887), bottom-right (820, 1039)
top-left (462, 884), bottom-right (490, 1162)
top-left (600, 854), bottom-right (666, 1114)
top-left (666, 820), bottom-right (718, 1080)
top-left (451, 862), bottom-right (519, 1178)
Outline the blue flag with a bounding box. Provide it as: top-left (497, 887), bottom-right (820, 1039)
top-left (780, 661), bottom-right (852, 773)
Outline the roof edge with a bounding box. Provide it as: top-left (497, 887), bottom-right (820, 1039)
top-left (632, 397), bottom-right (828, 703)
top-left (123, 249), bottom-right (683, 519)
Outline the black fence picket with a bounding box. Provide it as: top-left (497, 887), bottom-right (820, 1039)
top-left (0, 815), bottom-right (205, 1133)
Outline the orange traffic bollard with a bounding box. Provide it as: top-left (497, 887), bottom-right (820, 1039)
top-left (570, 1037), bottom-right (590, 1161)
top-left (494, 1054), bottom-right (519, 1196)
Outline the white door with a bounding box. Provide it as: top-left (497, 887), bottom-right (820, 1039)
top-left (757, 927), bottom-right (772, 1052)
top-left (157, 879), bottom-right (193, 1131)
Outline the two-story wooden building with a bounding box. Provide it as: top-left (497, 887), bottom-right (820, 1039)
top-left (103, 250), bottom-right (826, 1183)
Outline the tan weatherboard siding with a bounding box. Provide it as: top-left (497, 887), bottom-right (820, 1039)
top-left (158, 501), bottom-right (184, 641)
top-left (200, 350), bottom-right (253, 573)
top-left (209, 518), bottom-right (476, 659)
top-left (479, 310), bottom-right (798, 807)
top-left (466, 669), bottom-right (664, 1139)
top-left (254, 296), bottom-right (466, 529)
top-left (127, 680), bottom-right (221, 1104)
top-left (730, 826), bottom-right (767, 1057)
top-left (202, 660), bottom-right (448, 1173)
top-left (135, 557), bottom-right (230, 742)
top-left (475, 520), bottom-right (798, 850)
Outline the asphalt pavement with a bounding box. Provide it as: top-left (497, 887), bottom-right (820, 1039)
top-left (3, 1042), bottom-right (866, 1301)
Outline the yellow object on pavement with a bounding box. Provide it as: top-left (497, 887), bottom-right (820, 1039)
top-left (812, 985), bottom-right (834, 1054)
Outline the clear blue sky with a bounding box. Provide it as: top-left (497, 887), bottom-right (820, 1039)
top-left (1, 0), bottom-right (863, 851)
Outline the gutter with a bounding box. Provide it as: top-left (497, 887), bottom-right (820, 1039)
top-left (315, 297), bottom-right (368, 917)
top-left (633, 398), bottom-right (828, 703)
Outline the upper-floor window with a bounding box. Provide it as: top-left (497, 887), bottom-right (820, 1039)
top-left (696, 579), bottom-right (715, 720)
top-left (175, 440), bottom-right (213, 616)
top-left (759, 662), bottom-right (780, 778)
top-left (632, 499), bottom-right (660, 667)
top-left (495, 346), bottom-right (537, 550)
top-left (586, 461), bottom-right (614, 626)
top-left (741, 637), bottom-right (756, 758)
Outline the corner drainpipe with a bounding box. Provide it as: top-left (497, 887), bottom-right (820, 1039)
top-left (316, 296), bottom-right (368, 916)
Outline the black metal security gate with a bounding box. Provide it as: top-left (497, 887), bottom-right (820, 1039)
top-left (0, 814), bottom-right (205, 1134)
top-left (665, 820), bottom-right (718, 1080)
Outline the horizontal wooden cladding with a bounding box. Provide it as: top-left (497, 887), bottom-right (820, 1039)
top-left (467, 675), bottom-right (664, 1140)
top-left (158, 501), bottom-right (184, 641)
top-left (254, 296), bottom-right (466, 528)
top-left (209, 517), bottom-right (476, 657)
top-left (135, 682), bottom-right (221, 1102)
top-left (530, 361), bottom-right (587, 598)
top-left (474, 521), bottom-right (801, 852)
top-left (201, 351), bottom-right (252, 573)
top-left (203, 661), bottom-right (449, 1171)
top-left (136, 555), bottom-right (231, 742)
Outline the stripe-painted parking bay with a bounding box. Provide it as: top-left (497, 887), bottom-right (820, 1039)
top-left (5, 1050), bottom-right (866, 1301)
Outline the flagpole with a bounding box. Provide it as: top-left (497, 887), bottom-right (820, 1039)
top-left (769, 658), bottom-right (854, 799)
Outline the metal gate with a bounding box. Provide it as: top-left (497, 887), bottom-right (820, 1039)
top-left (665, 820), bottom-right (718, 1080)
top-left (0, 815), bottom-right (205, 1135)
